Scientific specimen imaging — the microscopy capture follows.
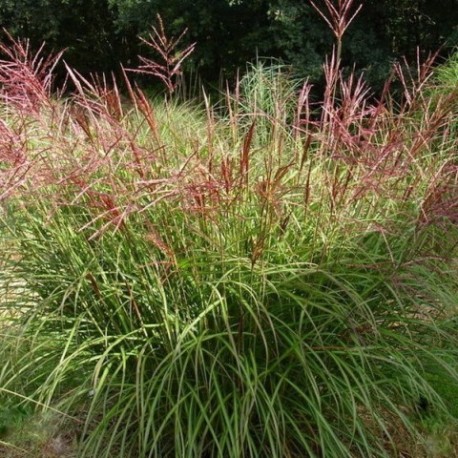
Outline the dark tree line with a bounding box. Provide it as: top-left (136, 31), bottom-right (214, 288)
top-left (0, 0), bottom-right (457, 89)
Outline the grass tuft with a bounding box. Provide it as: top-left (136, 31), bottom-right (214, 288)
top-left (0, 33), bottom-right (457, 457)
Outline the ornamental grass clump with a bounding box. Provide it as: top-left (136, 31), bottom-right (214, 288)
top-left (0, 16), bottom-right (458, 458)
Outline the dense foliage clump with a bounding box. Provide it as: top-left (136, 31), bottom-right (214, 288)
top-left (0, 6), bottom-right (457, 457)
top-left (0, 0), bottom-right (457, 87)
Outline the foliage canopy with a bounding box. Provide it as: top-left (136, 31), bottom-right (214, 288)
top-left (0, 0), bottom-right (457, 87)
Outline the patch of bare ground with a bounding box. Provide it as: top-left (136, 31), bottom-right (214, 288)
top-left (0, 415), bottom-right (79, 458)
top-left (356, 406), bottom-right (458, 457)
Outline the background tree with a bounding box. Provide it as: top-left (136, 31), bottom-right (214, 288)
top-left (0, 0), bottom-right (122, 75)
top-left (0, 0), bottom-right (457, 90)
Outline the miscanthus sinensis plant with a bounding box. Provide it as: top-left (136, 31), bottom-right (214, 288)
top-left (0, 20), bottom-right (458, 458)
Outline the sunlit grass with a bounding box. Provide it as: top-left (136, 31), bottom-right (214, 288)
top-left (0, 36), bottom-right (457, 457)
